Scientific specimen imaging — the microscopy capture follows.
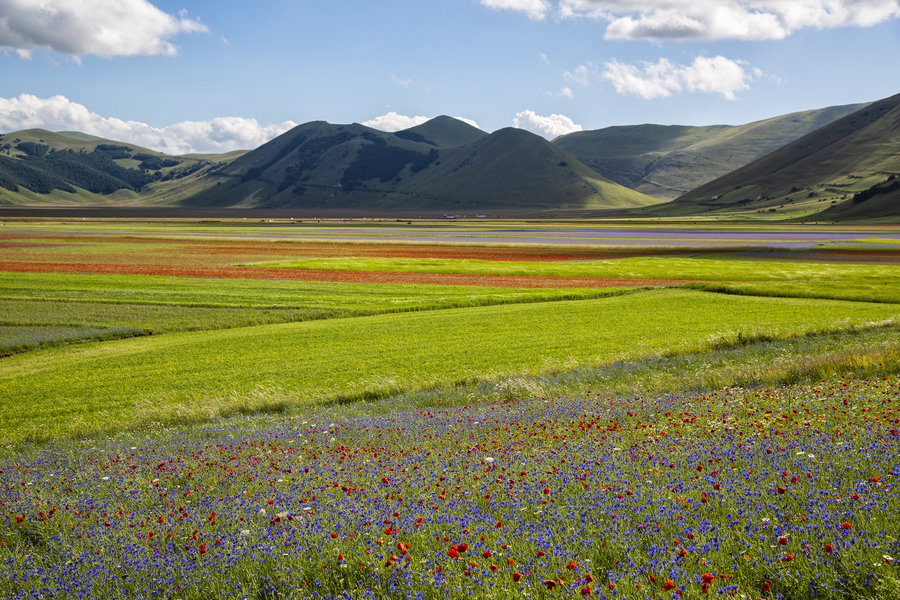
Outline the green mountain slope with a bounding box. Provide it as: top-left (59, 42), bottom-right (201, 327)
top-left (395, 115), bottom-right (488, 148)
top-left (553, 102), bottom-right (867, 199)
top-left (0, 130), bottom-right (245, 206)
top-left (182, 120), bottom-right (659, 211)
top-left (648, 92), bottom-right (900, 220)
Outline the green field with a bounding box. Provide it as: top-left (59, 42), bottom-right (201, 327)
top-left (2, 289), bottom-right (898, 442)
top-left (256, 255), bottom-right (900, 303)
top-left (0, 270), bottom-right (619, 352)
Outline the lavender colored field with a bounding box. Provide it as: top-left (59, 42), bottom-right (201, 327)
top-left (2, 369), bottom-right (898, 599)
top-left (5, 222), bottom-right (900, 249)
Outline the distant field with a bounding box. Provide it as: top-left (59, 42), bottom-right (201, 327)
top-left (257, 255), bottom-right (900, 303)
top-left (2, 289), bottom-right (898, 442)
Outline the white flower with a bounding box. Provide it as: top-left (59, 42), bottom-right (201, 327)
top-left (485, 457), bottom-right (495, 464)
top-left (258, 508), bottom-right (267, 517)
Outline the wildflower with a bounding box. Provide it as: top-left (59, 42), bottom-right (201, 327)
top-left (778, 536), bottom-right (788, 545)
top-left (663, 580), bottom-right (676, 591)
top-left (841, 522), bottom-right (852, 530)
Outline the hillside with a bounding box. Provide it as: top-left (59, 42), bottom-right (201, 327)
top-left (0, 130), bottom-right (244, 206)
top-left (182, 119), bottom-right (659, 211)
top-left (395, 115), bottom-right (488, 148)
top-left (553, 102), bottom-right (867, 199)
top-left (644, 92), bottom-right (900, 220)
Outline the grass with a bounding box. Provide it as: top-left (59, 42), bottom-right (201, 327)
top-left (2, 289), bottom-right (899, 443)
top-left (254, 255), bottom-right (900, 303)
top-left (0, 271), bottom-right (627, 354)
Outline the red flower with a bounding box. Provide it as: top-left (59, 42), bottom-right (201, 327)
top-left (580, 585), bottom-right (592, 596)
top-left (663, 580), bottom-right (676, 591)
top-left (841, 522), bottom-right (852, 530)
top-left (543, 580), bottom-right (557, 590)
top-left (584, 573), bottom-right (594, 583)
top-left (778, 536), bottom-right (788, 545)
top-left (824, 544), bottom-right (834, 554)
top-left (512, 572), bottom-right (522, 582)
top-left (701, 573), bottom-right (715, 583)
top-left (482, 550), bottom-right (492, 558)
top-left (447, 548), bottom-right (459, 559)
top-left (762, 582), bottom-right (771, 592)
top-left (782, 553), bottom-right (794, 562)
top-left (490, 564), bottom-right (499, 572)
top-left (198, 543), bottom-right (207, 554)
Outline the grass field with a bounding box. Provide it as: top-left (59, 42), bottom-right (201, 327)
top-left (1, 219), bottom-right (899, 599)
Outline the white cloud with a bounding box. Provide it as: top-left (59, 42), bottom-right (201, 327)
top-left (602, 56), bottom-right (752, 100)
top-left (0, 94), bottom-right (296, 154)
top-left (452, 116), bottom-right (482, 129)
top-left (487, 1), bottom-right (900, 40)
top-left (559, 87), bottom-right (575, 99)
top-left (362, 112), bottom-right (430, 132)
top-left (363, 113), bottom-right (481, 132)
top-left (481, 0), bottom-right (552, 20)
top-left (564, 64), bottom-right (596, 86)
top-left (512, 110), bottom-right (583, 139)
top-left (0, 0), bottom-right (207, 59)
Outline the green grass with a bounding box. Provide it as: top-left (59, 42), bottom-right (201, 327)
top-left (0, 271), bottom-right (627, 353)
top-left (2, 289), bottom-right (898, 443)
top-left (253, 255), bottom-right (900, 303)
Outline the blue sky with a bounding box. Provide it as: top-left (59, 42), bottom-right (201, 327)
top-left (1, 0), bottom-right (899, 153)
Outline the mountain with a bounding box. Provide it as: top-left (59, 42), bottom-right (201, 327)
top-left (0, 129), bottom-right (244, 206)
top-left (394, 116), bottom-right (488, 148)
top-left (181, 118), bottom-right (659, 211)
top-left (646, 92), bottom-right (900, 220)
top-left (552, 102), bottom-right (868, 199)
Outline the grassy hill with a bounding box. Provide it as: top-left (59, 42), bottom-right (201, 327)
top-left (553, 102), bottom-right (867, 199)
top-left (182, 119), bottom-right (660, 211)
top-left (394, 115), bottom-right (488, 148)
top-left (0, 129), bottom-right (245, 206)
top-left (644, 92), bottom-right (900, 220)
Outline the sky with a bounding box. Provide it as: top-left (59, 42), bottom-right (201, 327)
top-left (1, 0), bottom-right (899, 154)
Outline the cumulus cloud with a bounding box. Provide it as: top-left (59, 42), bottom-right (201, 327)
top-left (362, 112), bottom-right (430, 132)
top-left (0, 0), bottom-right (207, 58)
top-left (512, 110), bottom-right (583, 139)
top-left (602, 56), bottom-right (752, 100)
top-left (487, 1), bottom-right (900, 40)
top-left (481, 0), bottom-right (552, 20)
top-left (0, 94), bottom-right (296, 154)
top-left (362, 113), bottom-right (481, 132)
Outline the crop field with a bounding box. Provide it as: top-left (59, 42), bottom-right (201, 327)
top-left (1, 218), bottom-right (900, 599)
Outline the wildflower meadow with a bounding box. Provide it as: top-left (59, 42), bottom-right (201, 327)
top-left (2, 367), bottom-right (898, 599)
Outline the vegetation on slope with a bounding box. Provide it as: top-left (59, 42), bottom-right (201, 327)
top-left (553, 102), bottom-right (867, 199)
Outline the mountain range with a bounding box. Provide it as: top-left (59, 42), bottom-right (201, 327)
top-left (1, 94), bottom-right (898, 219)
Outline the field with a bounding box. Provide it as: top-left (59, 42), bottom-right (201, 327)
top-left (1, 218), bottom-right (900, 599)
